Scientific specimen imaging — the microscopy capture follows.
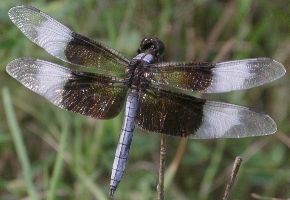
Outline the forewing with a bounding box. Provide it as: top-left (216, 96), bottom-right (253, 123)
top-left (148, 58), bottom-right (285, 93)
top-left (136, 88), bottom-right (276, 139)
top-left (8, 6), bottom-right (129, 77)
top-left (6, 57), bottom-right (127, 119)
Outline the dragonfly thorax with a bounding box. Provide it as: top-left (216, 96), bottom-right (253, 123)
top-left (126, 53), bottom-right (154, 90)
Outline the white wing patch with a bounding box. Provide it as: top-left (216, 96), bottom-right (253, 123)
top-left (35, 19), bottom-right (72, 59)
top-left (192, 101), bottom-right (277, 139)
top-left (195, 104), bottom-right (241, 138)
top-left (6, 57), bottom-right (72, 99)
top-left (208, 63), bottom-right (251, 92)
top-left (8, 6), bottom-right (73, 61)
top-left (206, 58), bottom-right (286, 93)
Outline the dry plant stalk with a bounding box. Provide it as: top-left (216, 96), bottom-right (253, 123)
top-left (251, 193), bottom-right (290, 200)
top-left (222, 156), bottom-right (243, 200)
top-left (157, 134), bottom-right (166, 200)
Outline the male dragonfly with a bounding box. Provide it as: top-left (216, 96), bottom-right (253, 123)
top-left (7, 6), bottom-right (286, 196)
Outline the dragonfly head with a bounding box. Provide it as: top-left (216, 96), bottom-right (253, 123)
top-left (138, 37), bottom-right (164, 59)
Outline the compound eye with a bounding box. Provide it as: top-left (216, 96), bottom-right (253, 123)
top-left (141, 37), bottom-right (149, 45)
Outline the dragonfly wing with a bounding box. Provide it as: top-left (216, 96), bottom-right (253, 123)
top-left (8, 6), bottom-right (129, 77)
top-left (148, 58), bottom-right (285, 93)
top-left (6, 57), bottom-right (128, 119)
top-left (136, 88), bottom-right (276, 138)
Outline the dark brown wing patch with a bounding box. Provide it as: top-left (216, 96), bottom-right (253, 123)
top-left (60, 71), bottom-right (126, 119)
top-left (136, 88), bottom-right (205, 137)
top-left (64, 33), bottom-right (129, 76)
top-left (147, 62), bottom-right (214, 92)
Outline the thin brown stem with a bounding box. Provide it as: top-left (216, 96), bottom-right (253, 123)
top-left (222, 156), bottom-right (243, 200)
top-left (251, 193), bottom-right (290, 200)
top-left (157, 134), bottom-right (166, 200)
top-left (276, 132), bottom-right (290, 149)
top-left (211, 139), bottom-right (270, 192)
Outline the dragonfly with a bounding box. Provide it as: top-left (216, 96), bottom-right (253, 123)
top-left (7, 5), bottom-right (286, 196)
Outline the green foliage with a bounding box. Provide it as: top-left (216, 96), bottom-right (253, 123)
top-left (0, 0), bottom-right (290, 199)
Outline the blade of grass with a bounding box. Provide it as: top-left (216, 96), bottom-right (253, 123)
top-left (0, 120), bottom-right (10, 143)
top-left (115, 0), bottom-right (136, 49)
top-left (158, 0), bottom-right (172, 37)
top-left (164, 138), bottom-right (188, 190)
top-left (198, 140), bottom-right (226, 200)
top-left (2, 87), bottom-right (38, 200)
top-left (27, 120), bottom-right (108, 200)
top-left (105, 11), bottom-right (117, 47)
top-left (75, 167), bottom-right (108, 200)
top-left (47, 119), bottom-right (69, 200)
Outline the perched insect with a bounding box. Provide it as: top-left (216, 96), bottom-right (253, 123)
top-left (6, 5), bottom-right (286, 196)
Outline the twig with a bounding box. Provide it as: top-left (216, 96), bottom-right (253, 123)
top-left (157, 134), bottom-right (166, 200)
top-left (276, 132), bottom-right (290, 149)
top-left (211, 138), bottom-right (270, 192)
top-left (222, 156), bottom-right (243, 200)
top-left (251, 193), bottom-right (290, 200)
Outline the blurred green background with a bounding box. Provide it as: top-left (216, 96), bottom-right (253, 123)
top-left (0, 0), bottom-right (290, 199)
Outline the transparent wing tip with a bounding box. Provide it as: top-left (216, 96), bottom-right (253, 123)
top-left (8, 7), bottom-right (17, 20)
top-left (8, 6), bottom-right (23, 19)
top-left (8, 5), bottom-right (39, 21)
top-left (239, 108), bottom-right (278, 137)
top-left (248, 58), bottom-right (286, 84)
top-left (270, 58), bottom-right (286, 80)
top-left (261, 113), bottom-right (277, 136)
top-left (6, 58), bottom-right (20, 77)
top-left (6, 57), bottom-right (35, 77)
